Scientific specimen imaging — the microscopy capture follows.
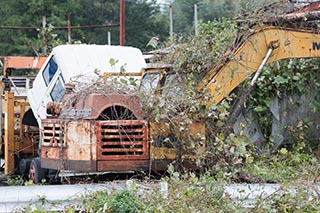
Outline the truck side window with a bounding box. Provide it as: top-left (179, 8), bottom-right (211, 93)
top-left (42, 56), bottom-right (58, 85)
top-left (50, 74), bottom-right (65, 102)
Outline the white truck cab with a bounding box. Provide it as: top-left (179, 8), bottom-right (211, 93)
top-left (28, 44), bottom-right (146, 127)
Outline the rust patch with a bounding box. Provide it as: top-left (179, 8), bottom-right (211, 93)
top-left (41, 158), bottom-right (96, 171)
top-left (46, 102), bottom-right (61, 116)
top-left (62, 93), bottom-right (143, 120)
top-left (41, 118), bottom-right (149, 172)
top-left (97, 160), bottom-right (149, 171)
top-left (65, 120), bottom-right (96, 161)
top-left (41, 146), bottom-right (67, 159)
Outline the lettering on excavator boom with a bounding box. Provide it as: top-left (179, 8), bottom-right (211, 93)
top-left (312, 42), bottom-right (320, 50)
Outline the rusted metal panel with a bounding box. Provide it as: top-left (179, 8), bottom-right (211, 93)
top-left (2, 56), bottom-right (46, 77)
top-left (41, 158), bottom-right (96, 172)
top-left (42, 119), bottom-right (98, 162)
top-left (41, 117), bottom-right (205, 173)
top-left (41, 120), bottom-right (64, 147)
top-left (65, 121), bottom-right (96, 161)
top-left (41, 147), bottom-right (67, 160)
top-left (96, 120), bottom-right (149, 161)
top-left (97, 160), bottom-right (149, 171)
top-left (61, 94), bottom-right (143, 120)
top-left (41, 118), bottom-right (149, 172)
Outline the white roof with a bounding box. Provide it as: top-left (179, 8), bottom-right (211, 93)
top-left (53, 44), bottom-right (146, 82)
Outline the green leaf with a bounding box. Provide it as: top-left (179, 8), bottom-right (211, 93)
top-left (109, 58), bottom-right (118, 67)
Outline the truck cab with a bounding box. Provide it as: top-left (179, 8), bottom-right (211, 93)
top-left (28, 44), bottom-right (146, 128)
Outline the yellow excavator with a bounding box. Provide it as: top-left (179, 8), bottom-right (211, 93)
top-left (138, 1), bottom-right (320, 167)
top-left (144, 2), bottom-right (320, 107)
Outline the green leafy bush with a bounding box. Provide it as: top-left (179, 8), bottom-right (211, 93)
top-left (83, 189), bottom-right (142, 213)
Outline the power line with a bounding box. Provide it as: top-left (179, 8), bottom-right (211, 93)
top-left (0, 24), bottom-right (119, 30)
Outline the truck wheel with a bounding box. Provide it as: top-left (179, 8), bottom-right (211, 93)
top-left (29, 158), bottom-right (46, 184)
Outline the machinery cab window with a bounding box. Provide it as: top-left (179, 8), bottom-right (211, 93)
top-left (139, 73), bottom-right (160, 94)
top-left (140, 66), bottom-right (184, 98)
top-left (50, 74), bottom-right (65, 102)
top-left (162, 73), bottom-right (185, 98)
top-left (42, 56), bottom-right (58, 85)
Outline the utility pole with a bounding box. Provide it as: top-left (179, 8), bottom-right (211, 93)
top-left (194, 4), bottom-right (198, 36)
top-left (169, 4), bottom-right (173, 42)
top-left (108, 32), bottom-right (111, 45)
top-left (120, 0), bottom-right (125, 46)
top-left (42, 16), bottom-right (47, 55)
top-left (68, 13), bottom-right (72, 44)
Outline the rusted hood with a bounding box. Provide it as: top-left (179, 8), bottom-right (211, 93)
top-left (61, 93), bottom-right (142, 120)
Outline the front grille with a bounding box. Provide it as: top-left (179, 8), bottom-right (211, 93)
top-left (42, 120), bottom-right (64, 146)
top-left (97, 120), bottom-right (148, 160)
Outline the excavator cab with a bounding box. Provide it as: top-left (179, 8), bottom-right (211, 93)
top-left (139, 65), bottom-right (173, 94)
top-left (140, 65), bottom-right (206, 170)
top-left (140, 64), bottom-right (186, 98)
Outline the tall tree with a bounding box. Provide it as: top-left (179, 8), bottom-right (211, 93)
top-left (0, 0), bottom-right (168, 56)
top-left (171, 0), bottom-right (200, 35)
top-left (169, 0), bottom-right (274, 36)
top-left (125, 0), bottom-right (169, 50)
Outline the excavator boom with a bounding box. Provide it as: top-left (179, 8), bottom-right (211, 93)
top-left (198, 26), bottom-right (320, 106)
top-left (198, 1), bottom-right (320, 106)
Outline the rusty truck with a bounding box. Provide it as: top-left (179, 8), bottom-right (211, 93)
top-left (1, 45), bottom-right (147, 183)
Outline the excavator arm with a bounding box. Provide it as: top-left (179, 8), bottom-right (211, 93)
top-left (198, 26), bottom-right (320, 107)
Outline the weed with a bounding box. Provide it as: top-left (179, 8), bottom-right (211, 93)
top-left (7, 175), bottom-right (23, 186)
top-left (82, 189), bottom-right (142, 213)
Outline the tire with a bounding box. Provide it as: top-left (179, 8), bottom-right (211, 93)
top-left (29, 157), bottom-right (46, 184)
top-left (19, 158), bottom-right (31, 177)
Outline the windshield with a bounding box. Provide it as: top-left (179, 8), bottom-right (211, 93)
top-left (139, 73), bottom-right (160, 94)
top-left (42, 56), bottom-right (58, 85)
top-left (162, 74), bottom-right (185, 98)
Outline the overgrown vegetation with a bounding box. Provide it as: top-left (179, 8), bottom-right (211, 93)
top-left (61, 1), bottom-right (320, 182)
top-left (250, 58), bottom-right (320, 150)
top-left (146, 1), bottom-right (320, 179)
top-left (79, 189), bottom-right (143, 213)
top-left (17, 1), bottom-right (320, 212)
top-left (21, 169), bottom-right (320, 212)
